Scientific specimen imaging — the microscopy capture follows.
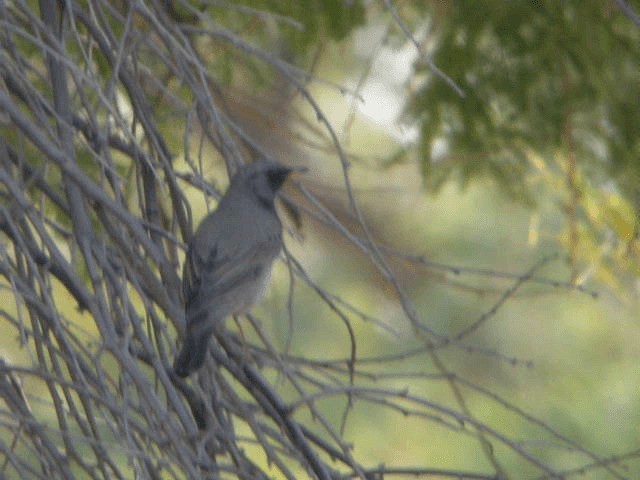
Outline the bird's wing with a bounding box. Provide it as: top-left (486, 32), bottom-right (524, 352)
top-left (182, 229), bottom-right (282, 323)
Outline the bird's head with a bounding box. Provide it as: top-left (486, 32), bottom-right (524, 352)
top-left (232, 160), bottom-right (306, 207)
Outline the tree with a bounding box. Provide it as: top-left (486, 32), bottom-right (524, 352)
top-left (0, 1), bottom-right (638, 479)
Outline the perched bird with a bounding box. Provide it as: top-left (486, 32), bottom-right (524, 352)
top-left (173, 160), bottom-right (302, 377)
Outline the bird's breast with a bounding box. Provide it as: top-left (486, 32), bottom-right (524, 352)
top-left (233, 262), bottom-right (273, 315)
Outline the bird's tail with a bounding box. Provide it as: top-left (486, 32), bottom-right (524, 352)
top-left (173, 321), bottom-right (214, 378)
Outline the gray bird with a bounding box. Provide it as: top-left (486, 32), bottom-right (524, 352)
top-left (173, 160), bottom-right (302, 378)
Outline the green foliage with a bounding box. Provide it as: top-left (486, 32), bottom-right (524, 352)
top-left (259, 0), bottom-right (366, 48)
top-left (406, 1), bottom-right (639, 200)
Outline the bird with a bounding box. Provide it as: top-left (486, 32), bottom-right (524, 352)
top-left (173, 160), bottom-right (303, 378)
